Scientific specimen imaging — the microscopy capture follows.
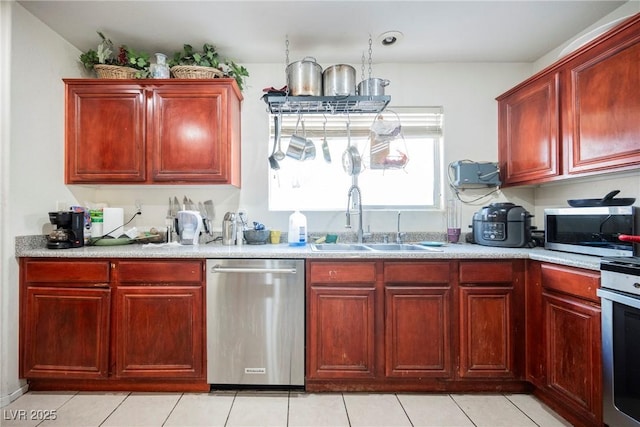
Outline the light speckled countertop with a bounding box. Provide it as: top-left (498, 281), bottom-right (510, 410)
top-left (16, 235), bottom-right (602, 271)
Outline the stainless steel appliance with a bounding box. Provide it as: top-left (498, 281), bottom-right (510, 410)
top-left (545, 206), bottom-right (636, 257)
top-left (472, 202), bottom-right (533, 247)
top-left (598, 257), bottom-right (640, 427)
top-left (206, 259), bottom-right (304, 388)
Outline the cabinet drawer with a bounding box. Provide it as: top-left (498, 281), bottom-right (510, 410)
top-left (459, 261), bottom-right (514, 284)
top-left (118, 260), bottom-right (203, 284)
top-left (541, 263), bottom-right (600, 303)
top-left (384, 262), bottom-right (450, 285)
top-left (24, 260), bottom-right (110, 284)
top-left (309, 262), bottom-right (377, 285)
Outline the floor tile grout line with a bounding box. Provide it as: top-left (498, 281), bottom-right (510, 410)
top-left (223, 391), bottom-right (237, 427)
top-left (503, 393), bottom-right (542, 427)
top-left (98, 391), bottom-right (131, 427)
top-left (448, 393), bottom-right (478, 427)
top-left (286, 390), bottom-right (290, 427)
top-left (393, 393), bottom-right (415, 427)
top-left (341, 393), bottom-right (352, 427)
top-left (32, 390), bottom-right (79, 427)
top-left (160, 392), bottom-right (184, 427)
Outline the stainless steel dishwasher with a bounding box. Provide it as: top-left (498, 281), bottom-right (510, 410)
top-left (206, 259), bottom-right (304, 388)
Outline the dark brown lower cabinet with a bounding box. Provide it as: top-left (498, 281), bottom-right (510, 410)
top-left (22, 287), bottom-right (111, 379)
top-left (458, 260), bottom-right (524, 380)
top-left (527, 261), bottom-right (602, 427)
top-left (20, 258), bottom-right (207, 391)
top-left (307, 261), bottom-right (377, 380)
top-left (543, 291), bottom-right (601, 425)
top-left (459, 286), bottom-right (515, 378)
top-left (385, 286), bottom-right (451, 378)
top-left (307, 286), bottom-right (376, 379)
top-left (384, 261), bottom-right (453, 379)
top-left (115, 286), bottom-right (203, 378)
top-left (306, 259), bottom-right (527, 392)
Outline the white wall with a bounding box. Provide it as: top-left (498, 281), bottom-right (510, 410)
top-left (1, 1), bottom-right (87, 406)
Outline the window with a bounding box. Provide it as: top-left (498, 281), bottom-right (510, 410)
top-left (268, 107), bottom-right (443, 211)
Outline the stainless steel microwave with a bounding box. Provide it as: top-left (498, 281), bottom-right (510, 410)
top-left (544, 206), bottom-right (638, 257)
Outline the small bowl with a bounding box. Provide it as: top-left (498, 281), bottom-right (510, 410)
top-left (243, 229), bottom-right (270, 245)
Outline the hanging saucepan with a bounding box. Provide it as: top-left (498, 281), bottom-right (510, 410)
top-left (286, 116), bottom-right (315, 161)
top-left (567, 190), bottom-right (636, 207)
top-left (342, 121), bottom-right (362, 176)
top-left (286, 57), bottom-right (322, 96)
top-left (357, 78), bottom-right (390, 96)
top-left (323, 64), bottom-right (356, 96)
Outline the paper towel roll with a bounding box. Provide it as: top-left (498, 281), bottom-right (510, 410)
top-left (102, 207), bottom-right (124, 238)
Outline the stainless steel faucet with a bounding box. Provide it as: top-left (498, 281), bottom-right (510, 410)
top-left (346, 184), bottom-right (364, 243)
top-left (396, 211), bottom-right (406, 244)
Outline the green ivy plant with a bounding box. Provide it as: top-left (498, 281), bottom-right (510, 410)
top-left (170, 43), bottom-right (249, 91)
top-left (80, 31), bottom-right (150, 78)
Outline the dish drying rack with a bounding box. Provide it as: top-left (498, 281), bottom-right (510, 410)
top-left (263, 94), bottom-right (391, 115)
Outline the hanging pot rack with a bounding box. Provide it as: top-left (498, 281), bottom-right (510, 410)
top-left (263, 35), bottom-right (391, 115)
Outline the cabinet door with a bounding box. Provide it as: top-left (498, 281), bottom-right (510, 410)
top-left (498, 72), bottom-right (561, 185)
top-left (385, 286), bottom-right (451, 378)
top-left (22, 287), bottom-right (110, 379)
top-left (307, 286), bottom-right (376, 379)
top-left (115, 286), bottom-right (204, 379)
top-left (543, 291), bottom-right (602, 423)
top-left (150, 84), bottom-right (237, 183)
top-left (563, 22), bottom-right (640, 175)
top-left (459, 286), bottom-right (515, 378)
top-left (65, 84), bottom-right (146, 183)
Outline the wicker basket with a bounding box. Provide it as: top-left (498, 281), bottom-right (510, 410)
top-left (171, 65), bottom-right (223, 79)
top-left (94, 64), bottom-right (138, 79)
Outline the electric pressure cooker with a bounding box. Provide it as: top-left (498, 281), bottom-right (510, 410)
top-left (472, 202), bottom-right (533, 247)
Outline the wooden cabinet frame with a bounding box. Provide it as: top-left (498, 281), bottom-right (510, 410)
top-left (19, 258), bottom-right (208, 392)
top-left (497, 14), bottom-right (640, 186)
top-left (306, 259), bottom-right (527, 392)
top-left (64, 79), bottom-right (242, 186)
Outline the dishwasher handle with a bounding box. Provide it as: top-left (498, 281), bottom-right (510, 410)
top-left (210, 265), bottom-right (298, 274)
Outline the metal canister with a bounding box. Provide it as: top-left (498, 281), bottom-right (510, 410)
top-left (222, 212), bottom-right (237, 245)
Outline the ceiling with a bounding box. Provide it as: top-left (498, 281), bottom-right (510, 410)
top-left (18, 0), bottom-right (630, 65)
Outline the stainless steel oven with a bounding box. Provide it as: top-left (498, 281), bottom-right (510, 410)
top-left (598, 257), bottom-right (640, 427)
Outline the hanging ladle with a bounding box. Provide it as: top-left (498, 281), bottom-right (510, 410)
top-left (273, 112), bottom-right (285, 161)
top-left (268, 114), bottom-right (281, 170)
top-left (322, 115), bottom-right (331, 163)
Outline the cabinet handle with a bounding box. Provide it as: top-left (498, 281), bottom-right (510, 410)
top-left (211, 266), bottom-right (297, 274)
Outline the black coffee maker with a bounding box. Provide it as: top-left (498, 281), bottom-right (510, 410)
top-left (47, 211), bottom-right (84, 249)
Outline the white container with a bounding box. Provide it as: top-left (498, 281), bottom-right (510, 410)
top-left (102, 207), bottom-right (124, 238)
top-left (288, 210), bottom-right (307, 246)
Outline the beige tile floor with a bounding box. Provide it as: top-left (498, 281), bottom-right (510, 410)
top-left (1, 391), bottom-right (572, 427)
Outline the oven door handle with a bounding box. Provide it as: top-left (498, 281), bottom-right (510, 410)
top-left (597, 288), bottom-right (640, 309)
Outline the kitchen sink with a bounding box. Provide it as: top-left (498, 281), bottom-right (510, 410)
top-left (365, 243), bottom-right (435, 251)
top-left (310, 243), bottom-right (440, 252)
top-left (310, 243), bottom-right (373, 252)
